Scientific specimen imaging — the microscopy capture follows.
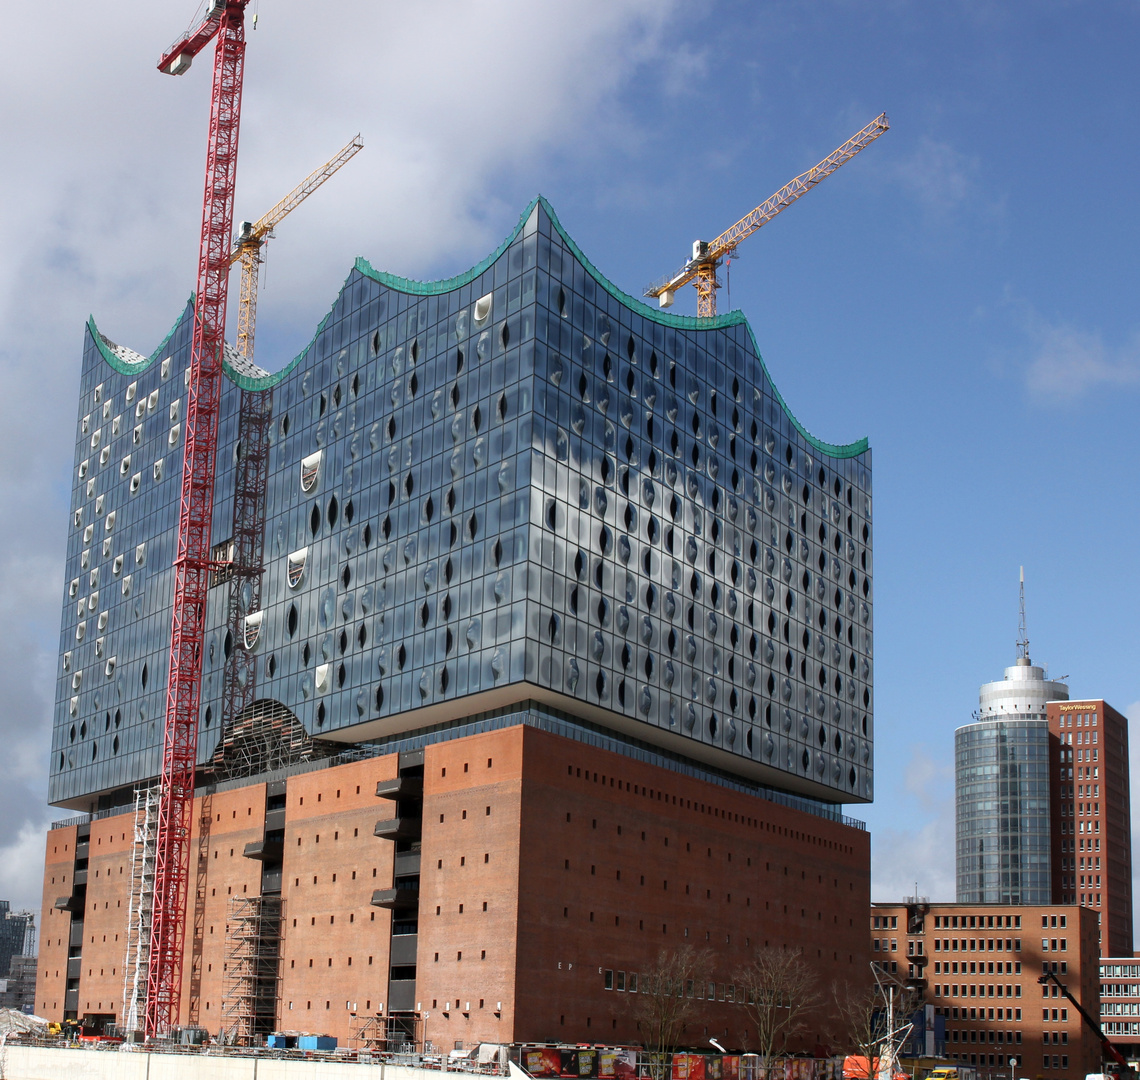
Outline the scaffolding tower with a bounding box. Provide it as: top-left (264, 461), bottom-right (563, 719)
top-left (349, 1012), bottom-right (388, 1052)
top-left (121, 786), bottom-right (159, 1034)
top-left (187, 790), bottom-right (214, 1026)
top-left (222, 895), bottom-right (284, 1044)
top-left (386, 1012), bottom-right (425, 1053)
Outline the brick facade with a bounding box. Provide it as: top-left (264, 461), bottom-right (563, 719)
top-left (1047, 699), bottom-right (1133, 957)
top-left (41, 722), bottom-right (870, 1048)
top-left (37, 824), bottom-right (77, 1018)
top-left (872, 901), bottom-right (1101, 1080)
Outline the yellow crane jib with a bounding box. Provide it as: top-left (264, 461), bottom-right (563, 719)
top-left (646, 113), bottom-right (889, 318)
top-left (231, 133), bottom-right (364, 360)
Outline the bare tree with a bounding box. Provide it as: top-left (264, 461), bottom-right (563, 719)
top-left (629, 946), bottom-right (712, 1080)
top-left (734, 947), bottom-right (821, 1078)
top-left (828, 975), bottom-right (922, 1073)
top-left (828, 979), bottom-right (881, 1066)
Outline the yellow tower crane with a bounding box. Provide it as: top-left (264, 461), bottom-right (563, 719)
top-left (231, 133), bottom-right (364, 359)
top-left (645, 114), bottom-right (889, 318)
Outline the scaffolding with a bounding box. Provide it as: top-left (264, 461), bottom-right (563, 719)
top-left (210, 698), bottom-right (336, 782)
top-left (349, 1013), bottom-right (388, 1052)
top-left (386, 1011), bottom-right (425, 1053)
top-left (121, 786), bottom-right (159, 1034)
top-left (219, 384), bottom-right (273, 749)
top-left (222, 895), bottom-right (284, 1044)
top-left (187, 790), bottom-right (214, 1025)
top-left (347, 1012), bottom-right (426, 1053)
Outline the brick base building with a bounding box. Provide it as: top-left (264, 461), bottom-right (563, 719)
top-left (40, 713), bottom-right (870, 1048)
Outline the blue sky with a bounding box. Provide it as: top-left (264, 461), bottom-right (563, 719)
top-left (1, 0), bottom-right (1138, 916)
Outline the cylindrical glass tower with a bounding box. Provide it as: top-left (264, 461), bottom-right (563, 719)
top-left (955, 657), bottom-right (1068, 903)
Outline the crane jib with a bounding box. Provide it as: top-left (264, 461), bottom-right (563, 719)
top-left (645, 113), bottom-right (888, 315)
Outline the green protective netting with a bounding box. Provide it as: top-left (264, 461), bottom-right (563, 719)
top-left (87, 298), bottom-right (318, 392)
top-left (86, 304), bottom-right (188, 375)
top-left (358, 196), bottom-right (867, 459)
top-left (87, 196), bottom-right (868, 459)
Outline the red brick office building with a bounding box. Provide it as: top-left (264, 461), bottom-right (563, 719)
top-left (872, 900), bottom-right (1101, 1080)
top-left (1047, 699), bottom-right (1133, 957)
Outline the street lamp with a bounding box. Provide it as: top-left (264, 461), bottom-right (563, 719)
top-left (710, 1039), bottom-right (727, 1054)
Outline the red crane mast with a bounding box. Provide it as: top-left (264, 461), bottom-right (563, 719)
top-left (146, 0), bottom-right (251, 1037)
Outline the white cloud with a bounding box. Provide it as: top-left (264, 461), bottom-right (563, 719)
top-left (892, 135), bottom-right (977, 217)
top-left (871, 745), bottom-right (956, 903)
top-left (0, 818), bottom-right (58, 918)
top-left (659, 42), bottom-right (710, 97)
top-left (872, 812), bottom-right (957, 904)
top-left (0, 0), bottom-right (690, 914)
top-left (904, 742), bottom-right (954, 811)
top-left (1023, 319), bottom-right (1140, 402)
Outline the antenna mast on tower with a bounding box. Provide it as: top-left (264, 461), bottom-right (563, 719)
top-left (1017, 566), bottom-right (1030, 662)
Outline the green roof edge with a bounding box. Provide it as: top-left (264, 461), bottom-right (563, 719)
top-left (356, 195), bottom-right (866, 460)
top-left (87, 303), bottom-right (188, 376)
top-left (742, 322), bottom-right (869, 460)
top-left (86, 289), bottom-right (336, 393)
top-left (88, 198), bottom-right (868, 459)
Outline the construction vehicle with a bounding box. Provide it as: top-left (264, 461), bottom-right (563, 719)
top-left (925, 1066), bottom-right (978, 1080)
top-left (1038, 971), bottom-right (1135, 1079)
top-left (645, 114), bottom-right (889, 317)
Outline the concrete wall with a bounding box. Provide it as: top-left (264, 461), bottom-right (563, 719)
top-left (1, 1045), bottom-right (461, 1080)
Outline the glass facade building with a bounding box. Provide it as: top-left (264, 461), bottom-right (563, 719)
top-left (956, 656), bottom-right (1068, 903)
top-left (0, 901), bottom-right (33, 980)
top-left (51, 197), bottom-right (874, 812)
top-left (955, 718), bottom-right (1052, 903)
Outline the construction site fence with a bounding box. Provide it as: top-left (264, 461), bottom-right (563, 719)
top-left (522, 1051), bottom-right (846, 1080)
top-left (0, 1039), bottom-right (846, 1080)
top-left (0, 1038), bottom-right (504, 1071)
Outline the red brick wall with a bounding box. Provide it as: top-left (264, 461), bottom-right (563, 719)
top-left (873, 902), bottom-right (1102, 1080)
top-left (37, 724), bottom-right (871, 1050)
top-left (1048, 699), bottom-right (1134, 958)
top-left (279, 757), bottom-right (399, 1043)
top-left (180, 783), bottom-right (268, 1027)
top-left (75, 814), bottom-right (134, 1017)
top-left (37, 824), bottom-right (77, 1018)
top-left (511, 726), bottom-right (870, 1049)
top-left (417, 728), bottom-right (526, 1049)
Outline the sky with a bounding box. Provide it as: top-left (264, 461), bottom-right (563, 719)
top-left (1, 1), bottom-right (1139, 925)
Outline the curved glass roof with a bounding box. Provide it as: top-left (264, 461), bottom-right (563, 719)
top-left (88, 196), bottom-right (867, 459)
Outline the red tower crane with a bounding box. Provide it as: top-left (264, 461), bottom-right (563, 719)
top-left (147, 0), bottom-right (251, 1038)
